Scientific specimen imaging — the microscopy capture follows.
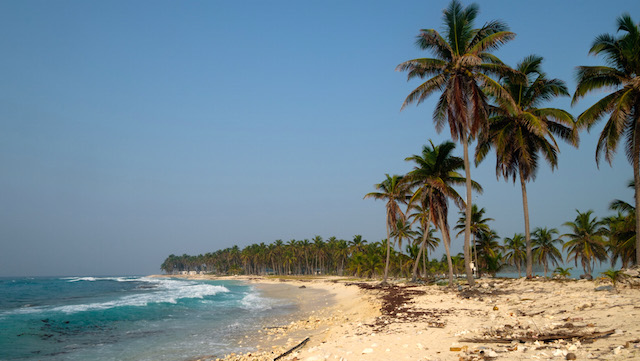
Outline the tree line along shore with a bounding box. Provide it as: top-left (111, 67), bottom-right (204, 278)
top-left (163, 0), bottom-right (639, 286)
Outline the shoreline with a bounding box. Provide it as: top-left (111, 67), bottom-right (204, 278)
top-left (153, 275), bottom-right (640, 360)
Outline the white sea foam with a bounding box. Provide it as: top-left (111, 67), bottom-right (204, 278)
top-left (62, 276), bottom-right (142, 283)
top-left (56, 280), bottom-right (230, 314)
top-left (239, 291), bottom-right (275, 311)
top-left (3, 279), bottom-right (230, 316)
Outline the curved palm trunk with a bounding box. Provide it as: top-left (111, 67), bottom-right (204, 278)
top-left (411, 222), bottom-right (430, 282)
top-left (439, 217), bottom-right (455, 287)
top-left (520, 171), bottom-right (533, 278)
top-left (634, 118), bottom-right (640, 265)
top-left (462, 133), bottom-right (475, 286)
top-left (411, 244), bottom-right (424, 282)
top-left (383, 224), bottom-right (391, 284)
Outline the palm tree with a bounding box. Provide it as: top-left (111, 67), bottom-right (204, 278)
top-left (364, 174), bottom-right (409, 284)
top-left (391, 218), bottom-right (418, 254)
top-left (454, 204), bottom-right (494, 275)
top-left (601, 269), bottom-right (625, 289)
top-left (503, 233), bottom-right (526, 277)
top-left (397, 0), bottom-right (516, 286)
top-left (606, 209), bottom-right (635, 268)
top-left (562, 210), bottom-right (609, 278)
top-left (408, 204), bottom-right (441, 279)
top-left (475, 229), bottom-right (501, 275)
top-left (404, 140), bottom-right (480, 286)
top-left (606, 179), bottom-right (636, 267)
top-left (553, 266), bottom-right (572, 279)
top-left (347, 252), bottom-right (366, 277)
top-left (532, 227), bottom-right (564, 277)
top-left (572, 14), bottom-right (640, 265)
top-left (476, 55), bottom-right (578, 278)
top-left (349, 235), bottom-right (367, 255)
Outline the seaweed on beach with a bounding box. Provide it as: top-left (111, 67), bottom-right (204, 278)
top-left (347, 283), bottom-right (450, 331)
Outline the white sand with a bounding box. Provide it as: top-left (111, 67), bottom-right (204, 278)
top-left (162, 275), bottom-right (640, 361)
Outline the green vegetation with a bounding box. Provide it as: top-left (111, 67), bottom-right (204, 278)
top-left (601, 269), bottom-right (626, 288)
top-left (161, 1), bottom-right (638, 281)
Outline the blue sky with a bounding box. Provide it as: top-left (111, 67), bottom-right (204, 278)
top-left (0, 0), bottom-right (637, 276)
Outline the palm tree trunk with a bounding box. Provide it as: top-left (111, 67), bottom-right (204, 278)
top-left (439, 218), bottom-right (455, 288)
top-left (462, 132), bottom-right (475, 286)
top-left (383, 224), bottom-right (391, 284)
top-left (520, 171), bottom-right (533, 278)
top-left (473, 235), bottom-right (478, 277)
top-left (423, 245), bottom-right (427, 276)
top-left (411, 230), bottom-right (427, 282)
top-left (634, 118), bottom-right (640, 265)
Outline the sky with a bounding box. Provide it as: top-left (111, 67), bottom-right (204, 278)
top-left (0, 0), bottom-right (638, 277)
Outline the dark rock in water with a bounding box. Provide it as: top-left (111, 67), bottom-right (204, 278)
top-left (299, 285), bottom-right (306, 289)
top-left (580, 274), bottom-right (593, 280)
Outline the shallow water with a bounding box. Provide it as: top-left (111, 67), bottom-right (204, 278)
top-left (0, 276), bottom-right (296, 360)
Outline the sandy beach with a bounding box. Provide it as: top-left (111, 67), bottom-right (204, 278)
top-left (161, 275), bottom-right (640, 361)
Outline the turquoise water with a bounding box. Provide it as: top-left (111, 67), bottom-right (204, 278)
top-left (496, 262), bottom-right (618, 279)
top-left (0, 276), bottom-right (294, 360)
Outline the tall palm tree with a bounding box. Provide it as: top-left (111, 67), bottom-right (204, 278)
top-left (476, 55), bottom-right (578, 278)
top-left (404, 140), bottom-right (481, 286)
top-left (562, 210), bottom-right (609, 278)
top-left (364, 174), bottom-right (409, 284)
top-left (572, 14), bottom-right (640, 265)
top-left (454, 204), bottom-right (494, 275)
top-left (397, 0), bottom-right (516, 286)
top-left (503, 233), bottom-right (526, 277)
top-left (532, 227), bottom-right (563, 277)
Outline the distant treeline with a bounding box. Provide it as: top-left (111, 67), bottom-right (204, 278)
top-left (161, 235), bottom-right (457, 278)
top-left (159, 233), bottom-right (558, 279)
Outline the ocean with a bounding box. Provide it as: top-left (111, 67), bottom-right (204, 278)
top-left (0, 276), bottom-right (296, 361)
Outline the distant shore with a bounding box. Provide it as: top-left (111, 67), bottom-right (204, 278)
top-left (151, 275), bottom-right (640, 361)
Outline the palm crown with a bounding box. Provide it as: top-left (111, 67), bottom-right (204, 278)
top-left (572, 13), bottom-right (640, 265)
top-left (396, 0), bottom-right (517, 141)
top-left (477, 54), bottom-right (577, 182)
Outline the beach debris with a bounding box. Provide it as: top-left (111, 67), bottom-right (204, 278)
top-left (347, 282), bottom-right (449, 331)
top-left (460, 328), bottom-right (615, 344)
top-left (273, 337), bottom-right (310, 361)
top-left (361, 348), bottom-right (373, 354)
top-left (565, 352), bottom-right (577, 360)
top-left (594, 285), bottom-right (613, 292)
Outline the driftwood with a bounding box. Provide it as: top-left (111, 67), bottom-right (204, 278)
top-left (460, 329), bottom-right (615, 344)
top-left (273, 337), bottom-right (310, 361)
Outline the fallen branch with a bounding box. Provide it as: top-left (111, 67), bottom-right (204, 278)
top-left (273, 337), bottom-right (310, 361)
top-left (460, 329), bottom-right (615, 344)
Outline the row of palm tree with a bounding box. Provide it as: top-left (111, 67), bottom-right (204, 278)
top-left (160, 198), bottom-right (633, 280)
top-left (385, 0), bottom-right (639, 286)
top-left (162, 236), bottom-right (371, 276)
